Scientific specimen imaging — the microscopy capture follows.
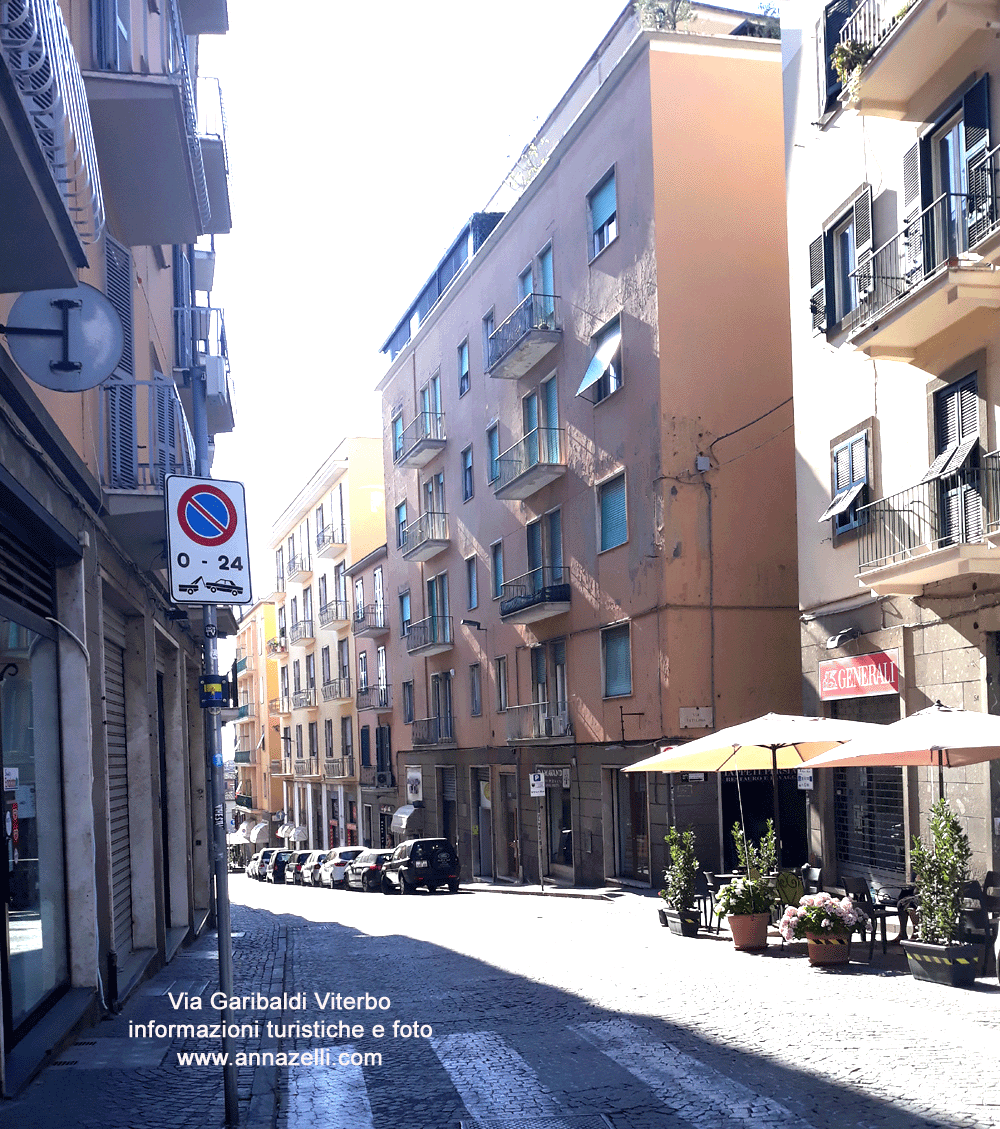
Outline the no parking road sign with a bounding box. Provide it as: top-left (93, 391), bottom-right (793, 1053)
top-left (166, 476), bottom-right (252, 605)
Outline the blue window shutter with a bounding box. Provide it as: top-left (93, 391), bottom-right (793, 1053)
top-left (600, 475), bottom-right (627, 550)
top-left (603, 625), bottom-right (631, 697)
top-left (590, 173), bottom-right (616, 231)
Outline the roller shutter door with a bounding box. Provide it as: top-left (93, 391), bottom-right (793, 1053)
top-left (104, 607), bottom-right (133, 957)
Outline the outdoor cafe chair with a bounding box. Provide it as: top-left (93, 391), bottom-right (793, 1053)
top-left (959, 880), bottom-right (997, 977)
top-left (800, 865), bottom-right (823, 895)
top-left (702, 871), bottom-right (722, 934)
top-left (842, 876), bottom-right (894, 961)
top-left (693, 870), bottom-right (714, 930)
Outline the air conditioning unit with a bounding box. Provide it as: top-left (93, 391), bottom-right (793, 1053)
top-left (375, 771), bottom-right (391, 788)
top-left (201, 353), bottom-right (228, 405)
top-left (543, 716), bottom-right (554, 737)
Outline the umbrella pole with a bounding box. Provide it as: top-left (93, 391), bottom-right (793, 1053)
top-left (771, 747), bottom-right (783, 870)
top-left (733, 745), bottom-right (750, 870)
top-left (937, 749), bottom-right (944, 802)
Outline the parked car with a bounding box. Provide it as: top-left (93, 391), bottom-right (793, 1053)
top-left (303, 851), bottom-right (328, 887)
top-left (345, 849), bottom-right (394, 892)
top-left (254, 848), bottom-right (276, 880)
top-left (245, 852), bottom-right (261, 879)
top-left (265, 849), bottom-right (293, 883)
top-left (285, 849), bottom-right (312, 884)
top-left (381, 838), bottom-right (461, 894)
top-left (319, 847), bottom-right (365, 888)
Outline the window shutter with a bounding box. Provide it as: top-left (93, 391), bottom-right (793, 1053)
top-left (590, 174), bottom-right (616, 231)
top-left (107, 380), bottom-right (137, 489)
top-left (600, 475), bottom-right (627, 551)
top-left (834, 444), bottom-right (853, 490)
top-left (154, 377), bottom-right (176, 485)
top-left (903, 143), bottom-right (922, 215)
top-left (964, 76), bottom-right (992, 245)
top-left (809, 234), bottom-right (827, 332)
top-left (360, 725), bottom-right (371, 767)
top-left (959, 380), bottom-right (978, 439)
top-left (850, 434), bottom-right (867, 482)
top-left (937, 387), bottom-right (961, 450)
top-left (604, 626), bottom-right (632, 697)
top-left (853, 186), bottom-right (874, 295)
top-left (965, 482), bottom-right (984, 541)
top-left (105, 236), bottom-right (133, 376)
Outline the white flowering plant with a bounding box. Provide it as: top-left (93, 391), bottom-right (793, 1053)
top-left (714, 876), bottom-right (777, 917)
top-left (778, 891), bottom-right (865, 941)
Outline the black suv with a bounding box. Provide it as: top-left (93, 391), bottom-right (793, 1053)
top-left (381, 838), bottom-right (460, 895)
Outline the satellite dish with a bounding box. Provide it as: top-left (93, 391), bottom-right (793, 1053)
top-left (3, 284), bottom-right (124, 392)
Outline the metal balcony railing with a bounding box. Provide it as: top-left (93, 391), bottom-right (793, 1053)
top-left (323, 755), bottom-right (354, 780)
top-left (848, 163), bottom-right (1000, 335)
top-left (402, 511), bottom-right (448, 554)
top-left (235, 794), bottom-right (253, 810)
top-left (495, 428), bottom-right (564, 492)
top-left (499, 566), bottom-right (570, 619)
top-left (316, 523), bottom-right (346, 553)
top-left (352, 603), bottom-right (387, 634)
top-left (411, 715), bottom-right (455, 746)
top-left (0, 0), bottom-right (104, 243)
top-left (505, 701), bottom-right (571, 742)
top-left (286, 552), bottom-right (311, 580)
top-left (293, 758), bottom-right (317, 777)
top-left (839, 0), bottom-right (894, 55)
top-left (267, 635), bottom-right (287, 657)
top-left (321, 676), bottom-right (351, 702)
top-left (487, 293), bottom-right (558, 371)
top-left (858, 458), bottom-right (999, 572)
top-left (234, 747), bottom-right (254, 764)
top-left (405, 615), bottom-right (453, 653)
top-left (292, 688), bottom-right (317, 709)
top-left (359, 764), bottom-right (395, 787)
top-left (100, 379), bottom-right (196, 491)
top-left (268, 697), bottom-right (281, 716)
top-left (289, 619), bottom-right (314, 644)
top-left (393, 411), bottom-right (446, 463)
top-left (166, 0), bottom-right (210, 228)
top-left (197, 74), bottom-right (229, 172)
top-left (319, 598), bottom-right (350, 626)
top-left (356, 685), bottom-right (392, 711)
top-left (237, 702), bottom-right (255, 720)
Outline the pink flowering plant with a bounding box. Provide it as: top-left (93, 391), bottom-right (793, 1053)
top-left (778, 891), bottom-right (865, 941)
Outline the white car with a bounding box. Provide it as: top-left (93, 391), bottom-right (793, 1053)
top-left (302, 850), bottom-right (328, 887)
top-left (245, 852), bottom-right (261, 879)
top-left (320, 847), bottom-right (364, 888)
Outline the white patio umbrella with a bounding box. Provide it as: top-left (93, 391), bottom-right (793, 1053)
top-left (625, 712), bottom-right (882, 866)
top-left (806, 702), bottom-right (1000, 797)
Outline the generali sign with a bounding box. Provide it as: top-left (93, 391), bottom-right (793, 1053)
top-left (819, 649), bottom-right (900, 700)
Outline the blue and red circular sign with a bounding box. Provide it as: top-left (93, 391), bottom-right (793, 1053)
top-left (176, 483), bottom-right (238, 547)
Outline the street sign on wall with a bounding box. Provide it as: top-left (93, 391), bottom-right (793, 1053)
top-left (165, 476), bottom-right (252, 604)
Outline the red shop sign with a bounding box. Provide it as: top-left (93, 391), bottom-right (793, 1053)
top-left (819, 649), bottom-right (900, 700)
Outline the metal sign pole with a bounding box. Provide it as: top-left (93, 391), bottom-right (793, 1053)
top-left (190, 362), bottom-right (239, 1126)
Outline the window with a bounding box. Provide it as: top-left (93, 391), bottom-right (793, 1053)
top-left (578, 316), bottom-right (623, 402)
top-left (538, 245), bottom-right (555, 320)
top-left (395, 500), bottom-right (408, 548)
top-left (461, 446), bottom-right (474, 501)
top-left (295, 724), bottom-right (303, 757)
top-left (599, 473), bottom-right (627, 551)
top-left (925, 374), bottom-right (982, 544)
top-left (808, 186), bottom-right (872, 332)
top-left (482, 309), bottom-right (495, 370)
top-left (308, 721), bottom-right (318, 757)
top-left (602, 623), bottom-right (632, 698)
top-left (292, 659), bottom-right (301, 693)
top-left (816, 0), bottom-right (855, 119)
top-left (487, 424), bottom-right (500, 483)
top-left (290, 595), bottom-right (298, 626)
top-left (402, 680), bottom-right (414, 723)
top-left (392, 414), bottom-right (404, 461)
top-left (324, 718), bottom-right (333, 756)
top-left (341, 716), bottom-right (353, 758)
top-left (317, 574), bottom-right (327, 608)
top-left (399, 591), bottom-right (411, 636)
top-left (305, 652), bottom-right (316, 689)
top-left (470, 663), bottom-right (482, 716)
top-left (588, 169), bottom-right (617, 258)
top-left (458, 339), bottom-right (470, 396)
top-left (354, 577), bottom-right (364, 619)
top-left (315, 503), bottom-right (324, 539)
top-left (819, 430), bottom-right (869, 533)
top-left (321, 646), bottom-right (331, 684)
top-left (358, 651), bottom-right (368, 691)
top-left (518, 266), bottom-right (532, 300)
top-left (491, 541), bottom-right (504, 599)
top-left (466, 556), bottom-right (478, 610)
top-left (496, 655), bottom-right (508, 712)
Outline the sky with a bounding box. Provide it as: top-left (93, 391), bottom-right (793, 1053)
top-left (200, 0), bottom-right (631, 601)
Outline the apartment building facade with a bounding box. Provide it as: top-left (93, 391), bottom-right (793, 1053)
top-left (377, 5), bottom-right (800, 888)
top-left (785, 2), bottom-right (1000, 884)
top-left (269, 438), bottom-right (385, 851)
top-left (231, 599), bottom-right (279, 853)
top-left (0, 0), bottom-right (233, 1093)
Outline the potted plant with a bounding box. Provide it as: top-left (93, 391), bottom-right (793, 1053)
top-left (779, 891), bottom-right (864, 966)
top-left (658, 826), bottom-right (700, 937)
top-left (902, 798), bottom-right (980, 986)
top-left (715, 820), bottom-right (778, 950)
top-left (831, 39), bottom-right (872, 103)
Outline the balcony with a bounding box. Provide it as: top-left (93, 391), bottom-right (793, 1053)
top-left (322, 755), bottom-right (354, 781)
top-left (292, 688), bottom-right (317, 710)
top-left (401, 512), bottom-right (449, 562)
top-left (487, 293), bottom-right (561, 379)
top-left (499, 567), bottom-right (571, 624)
top-left (197, 76), bottom-right (231, 234)
top-left (321, 676), bottom-right (352, 702)
top-left (393, 412), bottom-right (447, 469)
top-left (289, 618), bottom-right (315, 645)
top-left (357, 686), bottom-right (392, 713)
top-left (0, 0), bottom-right (103, 291)
top-left (268, 697), bottom-right (281, 717)
top-left (856, 455), bottom-right (1000, 596)
top-left (278, 695), bottom-right (292, 716)
top-left (83, 0), bottom-right (210, 246)
top-left (316, 523), bottom-right (346, 559)
top-left (177, 0), bottom-right (229, 35)
top-left (494, 428), bottom-right (567, 500)
top-left (269, 759), bottom-right (283, 775)
top-left (235, 794), bottom-right (253, 810)
top-left (235, 649), bottom-right (248, 674)
top-left (172, 304), bottom-right (234, 435)
top-left (359, 764), bottom-right (395, 789)
top-left (405, 615), bottom-right (453, 657)
top-left (293, 758), bottom-right (318, 778)
top-left (237, 702), bottom-right (255, 720)
top-left (319, 598), bottom-right (350, 628)
top-left (286, 553), bottom-right (312, 582)
top-left (352, 604), bottom-right (388, 637)
top-left (267, 635), bottom-right (288, 659)
top-left (838, 0), bottom-right (998, 121)
top-left (505, 702), bottom-right (572, 743)
top-left (412, 715), bottom-right (455, 746)
top-left (234, 747), bottom-right (255, 765)
top-left (848, 175), bottom-right (1000, 362)
top-left (99, 378), bottom-right (195, 565)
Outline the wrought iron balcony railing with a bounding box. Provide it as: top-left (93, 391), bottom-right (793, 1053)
top-left (401, 511), bottom-right (449, 558)
top-left (323, 755), bottom-right (354, 780)
top-left (100, 379), bottom-right (195, 491)
top-left (289, 618), bottom-right (314, 644)
top-left (411, 715), bottom-right (455, 746)
top-left (293, 758), bottom-right (318, 777)
top-left (356, 685), bottom-right (392, 711)
top-left (234, 747), bottom-right (255, 764)
top-left (319, 598), bottom-right (350, 627)
top-left (267, 635), bottom-right (287, 657)
top-left (495, 428), bottom-right (563, 491)
top-left (237, 702), bottom-right (255, 720)
top-left (848, 164), bottom-right (1000, 336)
top-left (359, 764), bottom-right (395, 788)
top-left (235, 794), bottom-right (253, 810)
top-left (291, 688), bottom-right (316, 709)
top-left (487, 293), bottom-right (559, 372)
top-left (393, 411), bottom-right (446, 465)
top-left (505, 701), bottom-right (571, 742)
top-left (499, 566), bottom-right (571, 620)
top-left (405, 615), bottom-right (453, 654)
top-left (286, 553), bottom-right (312, 580)
top-left (352, 603), bottom-right (388, 635)
top-left (321, 676), bottom-right (352, 702)
top-left (316, 523), bottom-right (347, 554)
top-left (0, 0), bottom-right (105, 243)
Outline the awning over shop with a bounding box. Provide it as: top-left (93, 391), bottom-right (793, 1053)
top-left (249, 822), bottom-right (269, 843)
top-left (277, 823), bottom-right (292, 837)
top-left (226, 830), bottom-right (249, 845)
top-left (390, 804), bottom-right (420, 834)
top-left (289, 825), bottom-right (308, 842)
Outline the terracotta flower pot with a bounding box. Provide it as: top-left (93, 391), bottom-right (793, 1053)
top-left (727, 913), bottom-right (769, 950)
top-left (806, 932), bottom-right (851, 966)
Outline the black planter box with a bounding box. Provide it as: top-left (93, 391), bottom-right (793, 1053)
top-left (901, 939), bottom-right (983, 987)
top-left (660, 906), bottom-right (700, 937)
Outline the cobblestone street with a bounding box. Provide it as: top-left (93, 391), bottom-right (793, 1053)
top-left (6, 876), bottom-right (999, 1129)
